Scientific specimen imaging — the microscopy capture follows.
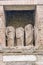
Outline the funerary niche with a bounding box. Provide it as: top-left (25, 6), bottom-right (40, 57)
top-left (5, 10), bottom-right (35, 46)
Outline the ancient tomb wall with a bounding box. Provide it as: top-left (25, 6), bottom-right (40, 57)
top-left (0, 54), bottom-right (43, 65)
top-left (0, 5), bottom-right (43, 49)
top-left (0, 6), bottom-right (6, 47)
top-left (0, 0), bottom-right (43, 5)
top-left (35, 5), bottom-right (43, 49)
top-left (0, 1), bottom-right (43, 65)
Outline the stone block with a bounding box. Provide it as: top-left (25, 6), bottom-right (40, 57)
top-left (35, 6), bottom-right (43, 49)
top-left (37, 0), bottom-right (43, 4)
top-left (6, 62), bottom-right (35, 65)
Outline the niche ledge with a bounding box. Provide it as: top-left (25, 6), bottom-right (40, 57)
top-left (0, 45), bottom-right (43, 55)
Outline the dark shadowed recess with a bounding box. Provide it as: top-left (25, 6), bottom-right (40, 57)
top-left (5, 10), bottom-right (35, 46)
top-left (5, 10), bottom-right (35, 28)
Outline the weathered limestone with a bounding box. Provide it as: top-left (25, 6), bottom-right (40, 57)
top-left (35, 55), bottom-right (43, 65)
top-left (35, 6), bottom-right (43, 49)
top-left (0, 53), bottom-right (6, 65)
top-left (37, 0), bottom-right (43, 4)
top-left (6, 26), bottom-right (15, 47)
top-left (0, 18), bottom-right (5, 47)
top-left (6, 62), bottom-right (34, 65)
top-left (0, 6), bottom-right (6, 47)
top-left (34, 26), bottom-right (40, 49)
top-left (16, 27), bottom-right (24, 46)
top-left (25, 24), bottom-right (33, 46)
top-left (0, 6), bottom-right (5, 27)
top-left (0, 0), bottom-right (37, 5)
top-left (0, 61), bottom-right (6, 65)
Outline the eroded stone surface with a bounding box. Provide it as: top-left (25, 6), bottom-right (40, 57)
top-left (16, 27), bottom-right (24, 46)
top-left (6, 62), bottom-right (35, 65)
top-left (0, 6), bottom-right (6, 48)
top-left (34, 6), bottom-right (43, 49)
top-left (6, 26), bottom-right (15, 47)
top-left (0, 18), bottom-right (5, 47)
top-left (25, 24), bottom-right (33, 46)
top-left (0, 61), bottom-right (6, 65)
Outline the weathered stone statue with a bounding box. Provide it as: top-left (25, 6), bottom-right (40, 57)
top-left (16, 27), bottom-right (24, 46)
top-left (6, 26), bottom-right (15, 47)
top-left (25, 24), bottom-right (33, 46)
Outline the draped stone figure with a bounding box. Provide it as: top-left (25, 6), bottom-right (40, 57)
top-left (16, 27), bottom-right (24, 46)
top-left (25, 24), bottom-right (33, 46)
top-left (6, 26), bottom-right (15, 47)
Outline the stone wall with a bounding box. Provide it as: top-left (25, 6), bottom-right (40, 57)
top-left (0, 54), bottom-right (43, 65)
top-left (0, 6), bottom-right (6, 47)
top-left (35, 6), bottom-right (43, 49)
top-left (0, 0), bottom-right (43, 65)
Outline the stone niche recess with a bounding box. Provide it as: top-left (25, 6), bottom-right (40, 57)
top-left (0, 0), bottom-right (43, 65)
top-left (0, 5), bottom-right (43, 51)
top-left (4, 5), bottom-right (36, 47)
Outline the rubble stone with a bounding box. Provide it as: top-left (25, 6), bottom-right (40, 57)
top-left (16, 27), bottom-right (24, 46)
top-left (25, 24), bottom-right (33, 46)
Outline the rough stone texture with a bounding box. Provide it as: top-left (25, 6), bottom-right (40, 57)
top-left (0, 0), bottom-right (37, 5)
top-left (35, 6), bottom-right (43, 49)
top-left (25, 24), bottom-right (33, 46)
top-left (0, 53), bottom-right (3, 61)
top-left (16, 27), bottom-right (24, 46)
top-left (34, 26), bottom-right (40, 49)
top-left (4, 5), bottom-right (35, 10)
top-left (0, 6), bottom-right (6, 48)
top-left (0, 0), bottom-right (43, 6)
top-left (0, 18), bottom-right (5, 47)
top-left (35, 55), bottom-right (43, 65)
top-left (0, 53), bottom-right (5, 65)
top-left (6, 62), bottom-right (35, 65)
top-left (37, 0), bottom-right (43, 4)
top-left (6, 26), bottom-right (15, 47)
top-left (0, 36), bottom-right (6, 48)
top-left (0, 1), bottom-right (43, 64)
top-left (0, 6), bottom-right (5, 26)
top-left (2, 55), bottom-right (43, 65)
top-left (0, 61), bottom-right (6, 65)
